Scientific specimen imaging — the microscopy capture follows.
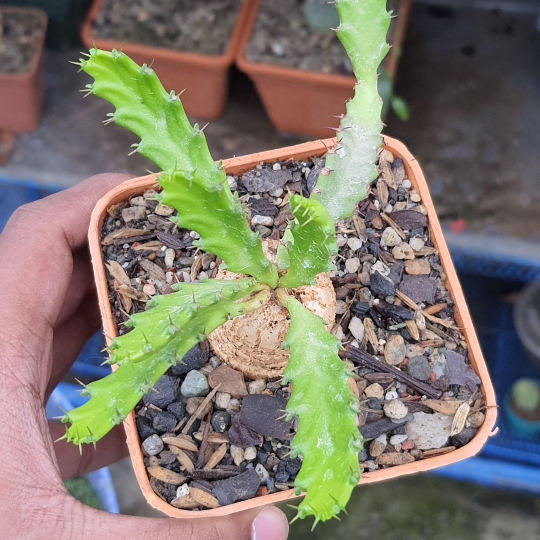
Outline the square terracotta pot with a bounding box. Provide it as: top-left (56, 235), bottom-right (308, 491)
top-left (81, 0), bottom-right (253, 120)
top-left (0, 7), bottom-right (47, 133)
top-left (236, 0), bottom-right (412, 138)
top-left (88, 136), bottom-right (497, 518)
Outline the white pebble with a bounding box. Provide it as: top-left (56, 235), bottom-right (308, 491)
top-left (336, 234), bottom-right (347, 247)
top-left (402, 179), bottom-right (412, 189)
top-left (347, 237), bottom-right (363, 251)
top-left (251, 215), bottom-right (274, 227)
top-left (227, 176), bottom-right (237, 191)
top-left (190, 231), bottom-right (200, 239)
top-left (389, 434), bottom-right (408, 445)
top-left (255, 463), bottom-right (269, 484)
top-left (181, 271), bottom-right (191, 283)
top-left (164, 248), bottom-right (175, 268)
top-left (385, 390), bottom-right (399, 401)
top-left (332, 325), bottom-right (346, 341)
top-left (269, 187), bottom-right (284, 198)
top-left (345, 257), bottom-right (360, 274)
top-left (247, 379), bottom-right (267, 394)
top-left (383, 399), bottom-right (409, 420)
top-left (349, 317), bottom-right (365, 341)
top-left (409, 237), bottom-right (425, 251)
top-left (230, 445), bottom-right (245, 466)
top-left (176, 484), bottom-right (190, 498)
top-left (215, 391), bottom-right (231, 410)
top-left (371, 260), bottom-right (391, 277)
top-left (380, 227), bottom-right (401, 248)
top-left (272, 162), bottom-right (282, 171)
top-left (335, 300), bottom-right (347, 315)
top-left (244, 446), bottom-right (257, 461)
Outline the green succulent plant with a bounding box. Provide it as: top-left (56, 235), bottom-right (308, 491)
top-left (63, 0), bottom-right (391, 523)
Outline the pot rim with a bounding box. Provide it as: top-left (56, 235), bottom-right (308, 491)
top-left (88, 136), bottom-right (497, 518)
top-left (0, 6), bottom-right (48, 82)
top-left (81, 0), bottom-right (252, 69)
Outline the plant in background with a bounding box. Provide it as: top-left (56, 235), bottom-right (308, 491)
top-left (510, 378), bottom-right (540, 419)
top-left (63, 0), bottom-right (391, 523)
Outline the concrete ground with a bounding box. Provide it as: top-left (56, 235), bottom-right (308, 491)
top-left (4, 3), bottom-right (540, 537)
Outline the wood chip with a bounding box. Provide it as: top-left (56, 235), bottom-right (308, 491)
top-left (377, 178), bottom-right (389, 208)
top-left (375, 453), bottom-right (415, 467)
top-left (182, 384), bottom-right (221, 435)
top-left (170, 495), bottom-right (200, 509)
top-left (405, 319), bottom-right (420, 341)
top-left (139, 259), bottom-right (166, 281)
top-left (115, 284), bottom-right (149, 302)
top-left (190, 255), bottom-right (204, 282)
top-left (102, 228), bottom-right (147, 245)
top-left (451, 402), bottom-right (471, 436)
top-left (169, 446), bottom-right (195, 473)
top-left (363, 317), bottom-right (379, 352)
top-left (418, 339), bottom-right (445, 348)
top-left (162, 436), bottom-right (199, 452)
top-left (146, 466), bottom-right (186, 485)
top-left (204, 443), bottom-right (228, 471)
top-left (189, 487), bottom-right (220, 509)
top-left (106, 261), bottom-right (131, 287)
top-left (194, 432), bottom-right (229, 444)
top-left (352, 214), bottom-right (368, 242)
top-left (132, 240), bottom-right (164, 252)
top-left (348, 376), bottom-right (360, 399)
top-left (423, 303), bottom-right (447, 316)
top-left (422, 399), bottom-right (465, 416)
top-left (420, 446), bottom-right (457, 459)
top-left (396, 290), bottom-right (456, 330)
top-left (380, 212), bottom-right (406, 240)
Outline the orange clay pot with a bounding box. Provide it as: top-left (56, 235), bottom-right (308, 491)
top-left (236, 0), bottom-right (412, 138)
top-left (81, 0), bottom-right (252, 120)
top-left (0, 7), bottom-right (47, 133)
top-left (88, 136), bottom-right (497, 518)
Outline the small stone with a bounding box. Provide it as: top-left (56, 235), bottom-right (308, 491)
top-left (402, 179), bottom-right (412, 189)
top-left (166, 402), bottom-right (186, 421)
top-left (240, 395), bottom-right (293, 439)
top-left (467, 411), bottom-right (485, 428)
top-left (247, 380), bottom-right (267, 394)
top-left (142, 434), bottom-right (164, 456)
top-left (122, 206), bottom-right (146, 222)
top-left (392, 243), bottom-right (415, 260)
top-left (406, 344), bottom-right (425, 358)
top-left (269, 187), bottom-right (283, 197)
top-left (272, 163), bottom-right (282, 171)
top-left (180, 370), bottom-right (209, 398)
top-left (385, 390), bottom-right (399, 401)
top-left (348, 317), bottom-right (365, 341)
top-left (336, 235), bottom-right (347, 247)
top-left (176, 484), bottom-right (190, 498)
top-left (369, 434), bottom-right (387, 457)
top-left (383, 399), bottom-right (409, 420)
top-left (212, 469), bottom-right (261, 506)
top-left (345, 257), bottom-right (360, 274)
top-left (226, 176), bottom-right (237, 191)
top-left (332, 324), bottom-right (346, 341)
top-left (152, 411), bottom-right (178, 433)
top-left (390, 434), bottom-right (408, 445)
top-left (164, 248), bottom-right (175, 268)
top-left (380, 227), bottom-right (401, 248)
top-left (409, 191), bottom-right (421, 203)
top-left (211, 410), bottom-right (231, 433)
top-left (364, 383), bottom-right (384, 399)
top-left (143, 375), bottom-right (178, 409)
top-left (404, 259), bottom-right (431, 276)
top-left (255, 463), bottom-right (270, 484)
top-left (241, 168), bottom-right (292, 192)
top-left (405, 412), bottom-right (453, 450)
top-left (230, 445), bottom-right (245, 466)
top-left (155, 203), bottom-right (175, 216)
top-left (407, 356), bottom-right (431, 381)
top-left (388, 210), bottom-right (427, 229)
top-left (335, 300), bottom-right (347, 315)
top-left (130, 196), bottom-right (146, 206)
top-left (228, 417), bottom-right (261, 448)
top-left (227, 398), bottom-right (241, 413)
top-left (136, 416), bottom-right (156, 440)
top-left (347, 237), bottom-right (363, 251)
top-left (251, 215), bottom-right (274, 227)
top-left (244, 446), bottom-right (257, 461)
top-left (208, 364), bottom-right (248, 398)
top-left (451, 426), bottom-right (477, 447)
top-left (186, 397), bottom-right (212, 419)
top-left (384, 334), bottom-right (406, 366)
top-left (409, 237), bottom-right (425, 251)
top-left (171, 345), bottom-right (206, 376)
top-left (215, 391), bottom-right (231, 410)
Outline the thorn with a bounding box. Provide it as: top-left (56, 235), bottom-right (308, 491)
top-left (288, 514), bottom-right (301, 526)
top-left (199, 122), bottom-right (210, 132)
top-left (54, 432), bottom-right (68, 443)
top-left (311, 517), bottom-right (320, 531)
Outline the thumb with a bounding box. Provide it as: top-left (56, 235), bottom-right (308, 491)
top-left (74, 500), bottom-right (289, 540)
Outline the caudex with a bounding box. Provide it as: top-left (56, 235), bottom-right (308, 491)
top-left (63, 0), bottom-right (391, 524)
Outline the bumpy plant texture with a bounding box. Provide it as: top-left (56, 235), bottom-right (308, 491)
top-left (313, 0), bottom-right (391, 220)
top-left (65, 0), bottom-right (391, 522)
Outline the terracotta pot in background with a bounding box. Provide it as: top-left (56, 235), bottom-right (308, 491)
top-left (236, 0), bottom-right (412, 138)
top-left (0, 7), bottom-right (47, 133)
top-left (81, 0), bottom-right (252, 120)
top-left (88, 136), bottom-right (497, 518)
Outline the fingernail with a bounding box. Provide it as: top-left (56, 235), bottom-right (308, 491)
top-left (251, 506), bottom-right (290, 540)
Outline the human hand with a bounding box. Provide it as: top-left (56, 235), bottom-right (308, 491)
top-left (0, 174), bottom-right (289, 540)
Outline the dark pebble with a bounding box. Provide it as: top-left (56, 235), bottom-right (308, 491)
top-left (171, 345), bottom-right (207, 376)
top-left (213, 469), bottom-right (261, 506)
top-left (275, 470), bottom-right (290, 483)
top-left (375, 300), bottom-right (413, 321)
top-left (248, 197), bottom-right (279, 218)
top-left (285, 458), bottom-right (302, 476)
top-left (228, 417), bottom-right (261, 448)
top-left (358, 449), bottom-right (369, 462)
top-left (370, 271), bottom-right (396, 297)
top-left (266, 477), bottom-right (275, 491)
top-left (306, 159), bottom-right (323, 194)
top-left (388, 209), bottom-right (427, 229)
top-left (240, 395), bottom-right (293, 439)
top-left (366, 398), bottom-right (383, 410)
top-left (359, 418), bottom-right (396, 440)
top-left (399, 276), bottom-right (437, 305)
top-left (159, 450), bottom-right (177, 466)
top-left (391, 424), bottom-right (407, 436)
top-left (142, 374), bottom-right (178, 409)
top-left (166, 402), bottom-right (186, 421)
top-left (241, 168), bottom-right (292, 192)
top-left (407, 356), bottom-right (431, 381)
top-left (388, 261), bottom-right (404, 285)
top-left (211, 410), bottom-right (231, 433)
top-left (257, 452), bottom-right (268, 465)
top-left (400, 328), bottom-right (413, 341)
top-left (152, 411), bottom-right (178, 433)
top-left (351, 301), bottom-right (370, 318)
top-left (136, 416), bottom-right (156, 439)
top-left (451, 427), bottom-right (478, 447)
